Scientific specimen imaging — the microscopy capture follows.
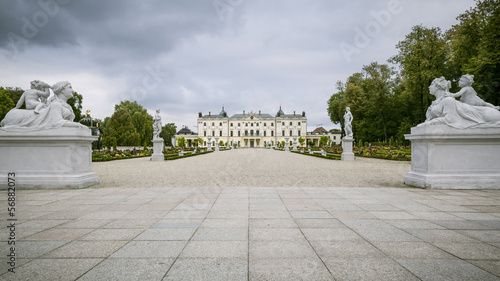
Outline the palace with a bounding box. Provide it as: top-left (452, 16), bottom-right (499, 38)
top-left (173, 106), bottom-right (341, 148)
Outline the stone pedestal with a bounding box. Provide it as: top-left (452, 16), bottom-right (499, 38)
top-left (151, 138), bottom-right (164, 161)
top-left (0, 127), bottom-right (99, 189)
top-left (405, 125), bottom-right (500, 189)
top-left (285, 137), bottom-right (290, 151)
top-left (341, 137), bottom-right (354, 161)
top-left (292, 135), bottom-right (298, 151)
top-left (207, 136), bottom-right (212, 151)
top-left (215, 136), bottom-right (219, 152)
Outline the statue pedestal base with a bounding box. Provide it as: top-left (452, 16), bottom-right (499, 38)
top-left (0, 127), bottom-right (99, 189)
top-left (341, 137), bottom-right (354, 161)
top-left (151, 138), bottom-right (164, 161)
top-left (405, 125), bottom-right (500, 189)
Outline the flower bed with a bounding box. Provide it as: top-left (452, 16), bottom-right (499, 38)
top-left (92, 149), bottom-right (152, 162)
top-left (354, 146), bottom-right (411, 161)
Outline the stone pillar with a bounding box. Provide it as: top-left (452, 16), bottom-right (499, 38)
top-left (285, 137), bottom-right (290, 151)
top-left (292, 135), bottom-right (298, 151)
top-left (341, 137), bottom-right (354, 161)
top-left (151, 138), bottom-right (164, 161)
top-left (207, 136), bottom-right (212, 151)
top-left (215, 136), bottom-right (219, 152)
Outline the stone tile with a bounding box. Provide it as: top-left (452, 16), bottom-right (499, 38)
top-left (79, 258), bottom-right (174, 281)
top-left (16, 241), bottom-right (68, 258)
top-left (207, 210), bottom-right (248, 219)
top-left (468, 260), bottom-right (500, 278)
top-left (250, 240), bottom-right (317, 259)
top-left (80, 210), bottom-right (130, 220)
top-left (153, 219), bottom-right (203, 228)
top-left (180, 241), bottom-right (247, 258)
top-left (199, 218), bottom-right (247, 228)
top-left (250, 228), bottom-right (305, 241)
top-left (357, 204), bottom-right (400, 211)
top-left (324, 258), bottom-right (419, 281)
top-left (80, 228), bottom-right (144, 240)
top-left (17, 219), bottom-right (69, 229)
top-left (386, 219), bottom-right (445, 229)
top-left (192, 227), bottom-right (247, 241)
top-left (302, 227), bottom-right (364, 241)
top-left (102, 218), bottom-right (158, 229)
top-left (450, 212), bottom-right (500, 221)
top-left (44, 240), bottom-right (127, 258)
top-left (21, 228), bottom-right (94, 241)
top-left (310, 240), bottom-right (385, 258)
top-left (249, 218), bottom-right (297, 228)
top-left (6, 258), bottom-right (102, 280)
top-left (134, 228), bottom-right (196, 241)
top-left (369, 211), bottom-right (418, 220)
top-left (37, 211), bottom-right (90, 220)
top-left (111, 241), bottom-right (187, 258)
top-left (121, 210), bottom-right (170, 219)
top-left (406, 229), bottom-right (478, 243)
top-left (329, 210), bottom-right (376, 219)
top-left (410, 211), bottom-right (463, 220)
top-left (456, 230), bottom-right (500, 242)
top-left (434, 242), bottom-right (500, 260)
top-left (249, 210), bottom-right (291, 218)
top-left (57, 219), bottom-right (112, 229)
top-left (250, 203), bottom-right (287, 211)
top-left (372, 241), bottom-right (454, 259)
top-left (164, 258), bottom-right (247, 281)
top-left (397, 259), bottom-right (499, 281)
top-left (163, 210), bottom-right (209, 219)
top-left (289, 210), bottom-right (333, 219)
top-left (250, 258), bottom-right (334, 280)
top-left (294, 218), bottom-right (343, 228)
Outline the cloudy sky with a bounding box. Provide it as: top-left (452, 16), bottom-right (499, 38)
top-left (0, 0), bottom-right (476, 132)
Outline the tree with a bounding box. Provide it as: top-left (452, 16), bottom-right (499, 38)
top-left (389, 25), bottom-right (450, 124)
top-left (447, 0), bottom-right (500, 106)
top-left (3, 87), bottom-right (24, 108)
top-left (298, 137), bottom-right (305, 147)
top-left (319, 136), bottom-right (329, 147)
top-left (197, 137), bottom-right (203, 147)
top-left (0, 89), bottom-right (15, 122)
top-left (115, 101), bottom-right (153, 146)
top-left (67, 92), bottom-right (83, 122)
top-left (102, 108), bottom-right (141, 146)
top-left (159, 123), bottom-right (177, 146)
top-left (327, 81), bottom-right (346, 130)
top-left (177, 137), bottom-right (186, 148)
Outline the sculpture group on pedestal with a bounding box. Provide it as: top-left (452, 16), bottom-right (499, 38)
top-left (0, 80), bottom-right (98, 189)
top-left (405, 75), bottom-right (500, 189)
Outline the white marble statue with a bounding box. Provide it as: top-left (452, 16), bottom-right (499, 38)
top-left (343, 107), bottom-right (353, 138)
top-left (1, 81), bottom-right (86, 131)
top-left (452, 74), bottom-right (500, 110)
top-left (15, 80), bottom-right (51, 114)
top-left (420, 77), bottom-right (500, 129)
top-left (153, 109), bottom-right (162, 139)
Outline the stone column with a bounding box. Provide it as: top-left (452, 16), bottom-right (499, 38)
top-left (285, 137), bottom-right (290, 151)
top-left (207, 136), bottom-right (212, 151)
top-left (292, 135), bottom-right (298, 151)
top-left (215, 136), bottom-right (219, 152)
top-left (151, 138), bottom-right (164, 161)
top-left (341, 137), bottom-right (354, 161)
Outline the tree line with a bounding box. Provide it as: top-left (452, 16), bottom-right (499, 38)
top-left (328, 0), bottom-right (499, 144)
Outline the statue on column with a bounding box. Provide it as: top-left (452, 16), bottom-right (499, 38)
top-left (153, 109), bottom-right (162, 139)
top-left (343, 107), bottom-right (353, 138)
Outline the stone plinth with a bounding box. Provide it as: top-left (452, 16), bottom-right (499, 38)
top-left (405, 125), bottom-right (500, 189)
top-left (285, 137), bottom-right (289, 151)
top-left (151, 138), bottom-right (164, 161)
top-left (215, 136), bottom-right (219, 152)
top-left (341, 137), bottom-right (354, 161)
top-left (0, 127), bottom-right (99, 189)
top-left (292, 135), bottom-right (298, 151)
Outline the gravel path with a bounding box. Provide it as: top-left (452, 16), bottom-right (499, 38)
top-left (92, 149), bottom-right (412, 188)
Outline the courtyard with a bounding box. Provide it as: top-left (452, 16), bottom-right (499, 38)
top-left (1, 149), bottom-right (500, 280)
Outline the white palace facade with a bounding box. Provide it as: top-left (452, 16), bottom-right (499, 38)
top-left (173, 107), bottom-right (342, 148)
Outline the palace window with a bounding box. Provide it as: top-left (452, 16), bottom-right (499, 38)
top-left (245, 130), bottom-right (248, 136)
top-left (271, 131), bottom-right (274, 136)
top-left (246, 123), bottom-right (248, 127)
top-left (238, 123), bottom-right (240, 126)
top-left (290, 130), bottom-right (292, 136)
top-left (230, 131), bottom-right (233, 137)
top-left (298, 130), bottom-right (301, 136)
top-left (212, 131), bottom-right (215, 136)
top-left (256, 130), bottom-right (259, 136)
top-left (238, 131), bottom-right (241, 137)
top-left (298, 122), bottom-right (301, 126)
top-left (212, 122), bottom-right (214, 126)
top-left (220, 122), bottom-right (222, 126)
top-left (282, 130), bottom-right (285, 136)
top-left (220, 131), bottom-right (222, 136)
top-left (204, 122), bottom-right (206, 126)
top-left (271, 123), bottom-right (274, 126)
top-left (282, 122), bottom-right (285, 126)
top-left (256, 123), bottom-right (259, 126)
top-left (250, 130), bottom-right (254, 136)
top-left (251, 123), bottom-right (253, 126)
top-left (264, 122), bottom-right (267, 126)
top-left (290, 122), bottom-right (293, 126)
top-left (204, 141), bottom-right (206, 146)
top-left (204, 131), bottom-right (206, 136)
top-left (230, 123), bottom-right (233, 127)
top-left (264, 131), bottom-right (266, 136)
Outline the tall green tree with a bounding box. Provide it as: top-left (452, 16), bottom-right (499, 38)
top-left (0, 89), bottom-right (15, 122)
top-left (447, 0), bottom-right (500, 105)
top-left (115, 101), bottom-right (153, 146)
top-left (159, 123), bottom-right (177, 146)
top-left (389, 25), bottom-right (449, 124)
top-left (67, 92), bottom-right (83, 122)
top-left (327, 81), bottom-right (346, 130)
top-left (102, 108), bottom-right (141, 146)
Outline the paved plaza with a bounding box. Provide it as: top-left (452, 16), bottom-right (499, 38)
top-left (1, 149), bottom-right (500, 280)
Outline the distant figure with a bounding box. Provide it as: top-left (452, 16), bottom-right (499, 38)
top-left (15, 80), bottom-right (51, 114)
top-left (344, 107), bottom-right (353, 138)
top-left (153, 109), bottom-right (162, 139)
top-left (451, 74), bottom-right (499, 110)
